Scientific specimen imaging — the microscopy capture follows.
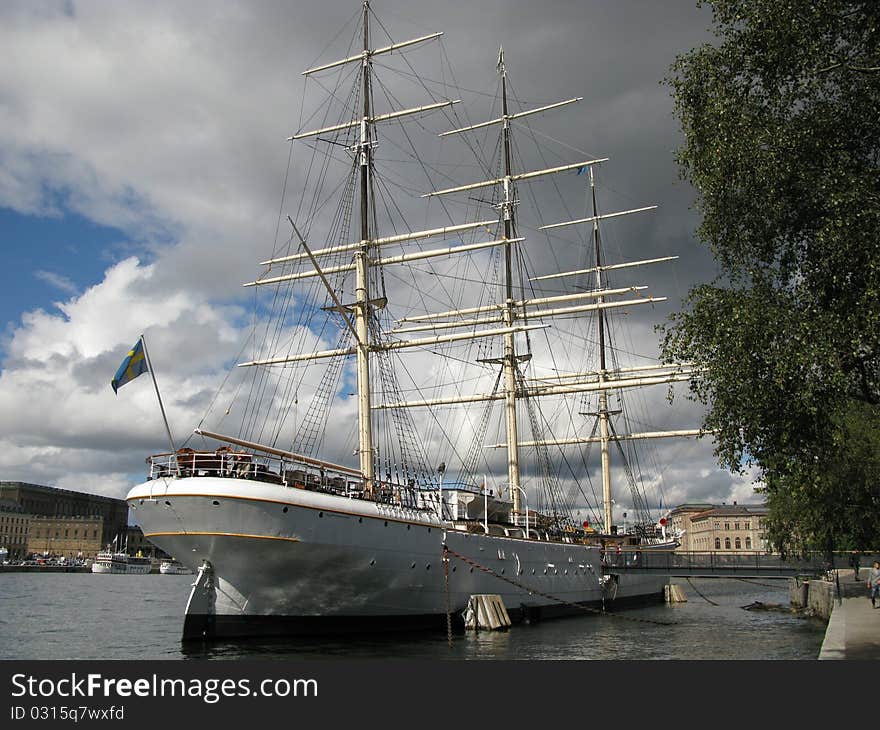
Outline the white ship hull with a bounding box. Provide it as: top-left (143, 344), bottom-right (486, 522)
top-left (160, 561), bottom-right (193, 575)
top-left (91, 553), bottom-right (152, 575)
top-left (127, 476), bottom-right (667, 639)
top-left (90, 561), bottom-right (117, 574)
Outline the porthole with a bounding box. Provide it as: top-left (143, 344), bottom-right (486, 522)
top-left (369, 559), bottom-right (375, 566)
top-left (411, 562), bottom-right (416, 569)
top-left (426, 564), bottom-right (431, 570)
top-left (358, 517), bottom-right (363, 523)
top-left (139, 500), bottom-right (144, 505)
top-left (384, 521), bottom-right (388, 527)
top-left (427, 528), bottom-right (431, 533)
top-left (407, 524), bottom-right (411, 530)
top-left (212, 500), bottom-right (220, 506)
top-left (469, 567), bottom-right (474, 573)
top-left (282, 506), bottom-right (288, 514)
top-left (318, 512), bottom-right (324, 518)
top-left (452, 566), bottom-right (456, 572)
top-left (164, 500), bottom-right (171, 506)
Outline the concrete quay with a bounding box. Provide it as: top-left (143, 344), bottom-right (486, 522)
top-left (802, 570), bottom-right (880, 660)
top-left (0, 564), bottom-right (90, 573)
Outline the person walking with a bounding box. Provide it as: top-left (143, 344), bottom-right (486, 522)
top-left (851, 551), bottom-right (861, 581)
top-left (867, 561), bottom-right (880, 608)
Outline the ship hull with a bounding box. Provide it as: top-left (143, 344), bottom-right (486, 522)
top-left (91, 555), bottom-right (152, 574)
top-left (127, 476), bottom-right (667, 640)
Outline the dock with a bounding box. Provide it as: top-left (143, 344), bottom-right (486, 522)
top-left (819, 572), bottom-right (880, 660)
top-left (0, 564), bottom-right (90, 573)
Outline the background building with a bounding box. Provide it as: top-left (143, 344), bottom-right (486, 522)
top-left (666, 503), bottom-right (714, 552)
top-left (0, 499), bottom-right (31, 560)
top-left (685, 502), bottom-right (770, 553)
top-left (28, 515), bottom-right (104, 558)
top-left (0, 481), bottom-right (129, 559)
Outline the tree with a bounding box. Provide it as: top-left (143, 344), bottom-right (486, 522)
top-left (662, 1), bottom-right (880, 553)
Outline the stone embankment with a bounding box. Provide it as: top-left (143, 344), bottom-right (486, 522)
top-left (791, 570), bottom-right (880, 659)
top-left (789, 571), bottom-right (868, 619)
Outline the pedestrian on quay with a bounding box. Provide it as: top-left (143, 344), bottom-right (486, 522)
top-left (851, 550), bottom-right (861, 581)
top-left (867, 561), bottom-right (880, 608)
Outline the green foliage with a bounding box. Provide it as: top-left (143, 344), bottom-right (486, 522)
top-left (761, 403), bottom-right (880, 555)
top-left (662, 1), bottom-right (880, 551)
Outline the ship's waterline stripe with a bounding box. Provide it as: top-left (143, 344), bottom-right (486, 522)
top-left (127, 492), bottom-right (437, 528)
top-left (143, 531), bottom-right (300, 543)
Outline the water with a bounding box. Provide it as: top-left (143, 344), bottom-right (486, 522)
top-left (0, 573), bottom-right (826, 660)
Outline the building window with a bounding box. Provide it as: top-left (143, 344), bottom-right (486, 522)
top-left (714, 522), bottom-right (720, 528)
top-left (734, 522), bottom-right (740, 530)
top-left (745, 522), bottom-right (751, 530)
top-left (735, 537), bottom-right (741, 549)
top-left (714, 537), bottom-right (721, 550)
top-left (745, 537), bottom-right (752, 549)
top-left (724, 522), bottom-right (730, 530)
top-left (725, 537), bottom-right (731, 549)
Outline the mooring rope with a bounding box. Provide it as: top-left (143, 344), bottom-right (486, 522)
top-left (686, 577), bottom-right (720, 606)
top-left (444, 543), bottom-right (678, 627)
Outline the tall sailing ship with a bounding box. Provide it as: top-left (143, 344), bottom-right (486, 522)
top-left (126, 2), bottom-right (703, 640)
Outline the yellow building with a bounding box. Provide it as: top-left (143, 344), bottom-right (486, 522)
top-left (27, 515), bottom-right (104, 559)
top-left (0, 499), bottom-right (31, 560)
top-left (666, 503), bottom-right (714, 552)
top-left (688, 503), bottom-right (770, 553)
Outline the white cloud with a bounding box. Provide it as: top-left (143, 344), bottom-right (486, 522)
top-left (34, 269), bottom-right (79, 295)
top-left (0, 0), bottom-right (743, 512)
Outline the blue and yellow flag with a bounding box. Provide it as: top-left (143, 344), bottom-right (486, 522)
top-left (111, 339), bottom-right (148, 394)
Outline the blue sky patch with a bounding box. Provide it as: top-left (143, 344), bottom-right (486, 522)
top-left (0, 206), bottom-right (135, 334)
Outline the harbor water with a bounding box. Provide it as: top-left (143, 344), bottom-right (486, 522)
top-left (0, 573), bottom-right (825, 660)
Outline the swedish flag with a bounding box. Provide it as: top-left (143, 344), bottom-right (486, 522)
top-left (111, 339), bottom-right (148, 394)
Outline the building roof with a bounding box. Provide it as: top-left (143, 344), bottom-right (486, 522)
top-left (0, 481), bottom-right (125, 505)
top-left (669, 503), bottom-right (715, 514)
top-left (691, 503), bottom-right (768, 520)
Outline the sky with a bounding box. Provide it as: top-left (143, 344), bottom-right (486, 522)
top-left (0, 0), bottom-right (764, 512)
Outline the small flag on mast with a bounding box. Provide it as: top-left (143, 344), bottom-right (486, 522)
top-left (111, 338), bottom-right (148, 394)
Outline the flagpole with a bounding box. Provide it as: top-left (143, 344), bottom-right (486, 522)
top-left (139, 333), bottom-right (177, 457)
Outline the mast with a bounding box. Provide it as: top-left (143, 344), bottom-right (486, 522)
top-left (498, 48), bottom-right (522, 515)
top-left (355, 1), bottom-right (375, 494)
top-left (590, 166), bottom-right (614, 534)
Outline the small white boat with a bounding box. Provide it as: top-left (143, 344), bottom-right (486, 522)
top-left (159, 559), bottom-right (193, 575)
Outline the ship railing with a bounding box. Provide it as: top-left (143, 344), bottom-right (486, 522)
top-left (145, 449), bottom-right (435, 511)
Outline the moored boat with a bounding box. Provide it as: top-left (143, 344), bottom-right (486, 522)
top-left (159, 559), bottom-right (193, 575)
top-left (91, 550), bottom-right (152, 575)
